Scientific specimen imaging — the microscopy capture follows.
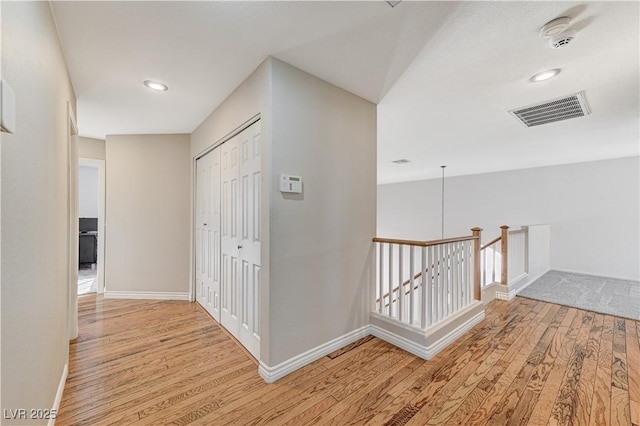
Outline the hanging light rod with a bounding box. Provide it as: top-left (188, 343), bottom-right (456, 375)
top-left (441, 165), bottom-right (446, 239)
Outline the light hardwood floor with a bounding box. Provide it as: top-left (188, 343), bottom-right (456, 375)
top-left (57, 295), bottom-right (639, 425)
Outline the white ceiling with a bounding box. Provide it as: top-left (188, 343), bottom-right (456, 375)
top-left (50, 1), bottom-right (639, 184)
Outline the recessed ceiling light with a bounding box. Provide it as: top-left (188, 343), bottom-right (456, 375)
top-left (529, 69), bottom-right (561, 83)
top-left (143, 80), bottom-right (168, 91)
top-left (392, 159), bottom-right (410, 164)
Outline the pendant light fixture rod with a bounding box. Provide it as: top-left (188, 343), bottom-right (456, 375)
top-left (441, 165), bottom-right (446, 239)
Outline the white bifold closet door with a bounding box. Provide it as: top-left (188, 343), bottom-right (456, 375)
top-left (196, 120), bottom-right (261, 359)
top-left (195, 147), bottom-right (221, 321)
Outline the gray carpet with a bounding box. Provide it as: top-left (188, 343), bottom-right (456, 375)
top-left (518, 270), bottom-right (640, 320)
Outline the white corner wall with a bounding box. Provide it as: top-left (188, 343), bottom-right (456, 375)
top-left (105, 134), bottom-right (191, 297)
top-left (378, 157), bottom-right (640, 281)
top-left (190, 59), bottom-right (272, 361)
top-left (269, 58), bottom-right (377, 366)
top-left (1, 1), bottom-right (77, 423)
top-left (78, 165), bottom-right (99, 218)
top-left (190, 57), bottom-right (376, 369)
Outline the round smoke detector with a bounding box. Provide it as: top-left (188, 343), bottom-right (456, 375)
top-left (549, 29), bottom-right (576, 48)
top-left (540, 17), bottom-right (571, 37)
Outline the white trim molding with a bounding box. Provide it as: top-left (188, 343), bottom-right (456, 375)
top-left (553, 269), bottom-right (640, 283)
top-left (369, 325), bottom-right (429, 359)
top-left (103, 291), bottom-right (190, 301)
top-left (497, 269), bottom-right (549, 300)
top-left (258, 325), bottom-right (370, 383)
top-left (258, 303), bottom-right (486, 383)
top-left (495, 289), bottom-right (516, 301)
top-left (49, 363), bottom-right (68, 426)
top-left (370, 307), bottom-right (485, 360)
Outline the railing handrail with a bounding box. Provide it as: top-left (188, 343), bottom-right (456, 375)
top-left (372, 235), bottom-right (478, 248)
top-left (480, 236), bottom-right (501, 251)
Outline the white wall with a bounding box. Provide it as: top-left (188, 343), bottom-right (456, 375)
top-left (1, 1), bottom-right (77, 423)
top-left (378, 157), bottom-right (640, 281)
top-left (78, 136), bottom-right (105, 160)
top-left (269, 59), bottom-right (376, 366)
top-left (78, 165), bottom-right (99, 218)
top-left (105, 134), bottom-right (191, 295)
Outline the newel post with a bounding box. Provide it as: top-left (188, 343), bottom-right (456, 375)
top-left (501, 225), bottom-right (509, 286)
top-left (471, 227), bottom-right (482, 301)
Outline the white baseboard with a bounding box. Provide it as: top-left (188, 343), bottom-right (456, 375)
top-left (49, 363), bottom-right (68, 426)
top-left (370, 308), bottom-right (485, 360)
top-left (103, 291), bottom-right (190, 301)
top-left (495, 289), bottom-right (516, 301)
top-left (496, 269), bottom-right (551, 300)
top-left (369, 324), bottom-right (428, 359)
top-left (508, 273), bottom-right (528, 287)
top-left (425, 309), bottom-right (485, 357)
top-left (553, 269), bottom-right (640, 283)
top-left (258, 325), bottom-right (370, 384)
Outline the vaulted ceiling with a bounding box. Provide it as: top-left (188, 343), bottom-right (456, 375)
top-left (50, 1), bottom-right (639, 183)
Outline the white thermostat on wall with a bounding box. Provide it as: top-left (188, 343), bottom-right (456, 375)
top-left (280, 174), bottom-right (303, 193)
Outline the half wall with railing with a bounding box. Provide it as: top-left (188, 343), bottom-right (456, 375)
top-left (369, 224), bottom-right (548, 360)
top-left (369, 229), bottom-right (486, 360)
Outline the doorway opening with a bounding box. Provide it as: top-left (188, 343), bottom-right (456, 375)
top-left (78, 158), bottom-right (106, 296)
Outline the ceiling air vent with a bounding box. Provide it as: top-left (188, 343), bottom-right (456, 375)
top-left (509, 91), bottom-right (590, 127)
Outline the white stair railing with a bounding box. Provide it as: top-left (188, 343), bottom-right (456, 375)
top-left (480, 236), bottom-right (502, 287)
top-left (373, 229), bottom-right (481, 330)
top-left (480, 225), bottom-right (529, 287)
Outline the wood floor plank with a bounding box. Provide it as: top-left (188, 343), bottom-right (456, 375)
top-left (316, 357), bottom-right (425, 425)
top-left (626, 320), bottom-right (640, 425)
top-left (369, 299), bottom-right (539, 426)
top-left (526, 308), bottom-right (582, 426)
top-left (57, 295), bottom-right (638, 426)
top-left (547, 311), bottom-right (594, 426)
top-left (571, 313), bottom-right (604, 426)
top-left (199, 340), bottom-right (400, 425)
top-left (588, 314), bottom-right (614, 426)
top-left (466, 302), bottom-right (557, 425)
top-left (612, 318), bottom-right (632, 426)
top-left (487, 305), bottom-right (568, 425)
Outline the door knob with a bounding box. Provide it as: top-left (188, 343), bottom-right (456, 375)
top-left (238, 245), bottom-right (243, 249)
top-left (203, 223), bottom-right (207, 226)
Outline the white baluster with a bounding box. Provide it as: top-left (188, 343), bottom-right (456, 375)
top-left (409, 245), bottom-right (415, 326)
top-left (427, 245), bottom-right (433, 326)
top-left (388, 244), bottom-right (393, 318)
top-left (378, 243), bottom-right (384, 314)
top-left (398, 244), bottom-right (404, 322)
top-left (421, 246), bottom-right (427, 329)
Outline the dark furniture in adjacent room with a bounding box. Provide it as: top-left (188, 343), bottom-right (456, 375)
top-left (79, 217), bottom-right (98, 266)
